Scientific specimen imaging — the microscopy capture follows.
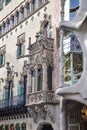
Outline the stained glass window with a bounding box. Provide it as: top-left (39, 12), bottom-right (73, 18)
top-left (63, 31), bottom-right (83, 86)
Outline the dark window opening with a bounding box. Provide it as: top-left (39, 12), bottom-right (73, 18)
top-left (42, 124), bottom-right (53, 130)
top-left (47, 65), bottom-right (52, 90)
top-left (37, 67), bottom-right (43, 91)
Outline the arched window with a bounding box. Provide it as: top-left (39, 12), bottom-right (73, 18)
top-left (26, 2), bottom-right (30, 16)
top-left (10, 124), bottom-right (14, 130)
top-left (63, 31), bottom-right (83, 86)
top-left (1, 125), bottom-right (4, 130)
top-left (15, 124), bottom-right (20, 130)
top-left (31, 0), bottom-right (36, 12)
top-left (5, 125), bottom-right (9, 130)
top-left (70, 0), bottom-right (79, 20)
top-left (21, 123), bottom-right (26, 130)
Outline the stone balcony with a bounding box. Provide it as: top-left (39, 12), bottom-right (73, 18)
top-left (26, 90), bottom-right (56, 106)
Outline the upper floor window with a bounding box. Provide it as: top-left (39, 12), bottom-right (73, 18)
top-left (10, 15), bottom-right (14, 29)
top-left (63, 31), bottom-right (83, 86)
top-left (31, 0), bottom-right (36, 12)
top-left (20, 7), bottom-right (24, 21)
top-left (21, 123), bottom-right (26, 130)
top-left (64, 0), bottom-right (79, 21)
top-left (38, 0), bottom-right (43, 7)
top-left (37, 67), bottom-right (43, 91)
top-left (31, 69), bottom-right (36, 93)
top-left (47, 65), bottom-right (52, 90)
top-left (0, 46), bottom-right (6, 67)
top-left (16, 33), bottom-right (25, 58)
top-left (5, 0), bottom-right (10, 5)
top-left (16, 11), bottom-right (20, 24)
top-left (26, 3), bottom-right (30, 16)
top-left (0, 0), bottom-right (3, 11)
top-left (70, 0), bottom-right (79, 20)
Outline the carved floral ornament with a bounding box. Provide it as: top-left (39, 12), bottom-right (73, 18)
top-left (29, 50), bottom-right (53, 68)
top-left (28, 105), bottom-right (55, 123)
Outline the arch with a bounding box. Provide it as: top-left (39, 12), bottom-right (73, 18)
top-left (15, 123), bottom-right (20, 130)
top-left (37, 122), bottom-right (53, 130)
top-left (21, 123), bottom-right (26, 130)
top-left (10, 124), bottom-right (14, 130)
top-left (5, 124), bottom-right (9, 130)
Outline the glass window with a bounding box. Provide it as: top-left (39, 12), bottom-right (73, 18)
top-left (64, 0), bottom-right (79, 20)
top-left (21, 123), bottom-right (26, 130)
top-left (0, 54), bottom-right (4, 66)
top-left (15, 124), bottom-right (20, 130)
top-left (16, 11), bottom-right (19, 24)
top-left (0, 0), bottom-right (3, 11)
top-left (63, 31), bottom-right (83, 86)
top-left (38, 0), bottom-right (43, 7)
top-left (37, 67), bottom-right (43, 91)
top-left (5, 0), bottom-right (10, 5)
top-left (5, 125), bottom-right (9, 130)
top-left (11, 16), bottom-right (14, 28)
top-left (31, 70), bottom-right (36, 92)
top-left (31, 0), bottom-right (36, 12)
top-left (17, 81), bottom-right (24, 105)
top-left (70, 0), bottom-right (79, 20)
top-left (47, 65), bottom-right (52, 90)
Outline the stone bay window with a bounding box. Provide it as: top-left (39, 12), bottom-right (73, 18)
top-left (27, 27), bottom-right (54, 106)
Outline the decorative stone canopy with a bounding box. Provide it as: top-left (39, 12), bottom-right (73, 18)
top-left (57, 0), bottom-right (87, 105)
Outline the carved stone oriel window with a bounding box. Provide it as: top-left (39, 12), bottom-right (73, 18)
top-left (16, 33), bottom-right (25, 58)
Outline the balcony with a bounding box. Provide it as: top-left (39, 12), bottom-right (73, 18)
top-left (0, 95), bottom-right (28, 120)
top-left (26, 90), bottom-right (56, 106)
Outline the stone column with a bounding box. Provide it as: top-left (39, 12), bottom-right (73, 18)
top-left (43, 62), bottom-right (48, 90)
top-left (35, 65), bottom-right (38, 91)
top-left (60, 97), bottom-right (66, 130)
top-left (59, 29), bottom-right (64, 87)
top-left (27, 69), bottom-right (32, 94)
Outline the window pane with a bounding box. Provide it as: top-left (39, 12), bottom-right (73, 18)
top-left (37, 68), bottom-right (43, 91)
top-left (31, 70), bottom-right (36, 92)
